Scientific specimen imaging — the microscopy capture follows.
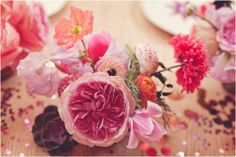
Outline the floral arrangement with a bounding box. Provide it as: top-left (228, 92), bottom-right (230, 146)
top-left (17, 6), bottom-right (208, 156)
top-left (172, 1), bottom-right (235, 84)
top-left (1, 1), bottom-right (48, 75)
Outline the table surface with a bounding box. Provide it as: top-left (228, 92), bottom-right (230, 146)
top-left (1, 1), bottom-right (235, 156)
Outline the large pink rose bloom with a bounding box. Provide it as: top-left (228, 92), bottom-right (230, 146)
top-left (8, 1), bottom-right (49, 51)
top-left (59, 73), bottom-right (136, 147)
top-left (216, 13), bottom-right (236, 55)
top-left (1, 22), bottom-right (22, 70)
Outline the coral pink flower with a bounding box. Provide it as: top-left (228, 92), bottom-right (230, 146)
top-left (135, 43), bottom-right (159, 76)
top-left (54, 7), bottom-right (93, 49)
top-left (127, 101), bottom-right (166, 149)
top-left (17, 53), bottom-right (59, 97)
top-left (8, 1), bottom-right (49, 51)
top-left (59, 73), bottom-right (136, 147)
top-left (169, 34), bottom-right (208, 93)
top-left (1, 0), bottom-right (13, 19)
top-left (1, 22), bottom-right (22, 70)
top-left (84, 32), bottom-right (112, 63)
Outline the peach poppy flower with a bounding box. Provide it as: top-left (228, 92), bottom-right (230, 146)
top-left (54, 7), bottom-right (93, 49)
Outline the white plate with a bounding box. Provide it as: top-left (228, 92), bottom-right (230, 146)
top-left (29, 0), bottom-right (67, 17)
top-left (140, 0), bottom-right (209, 35)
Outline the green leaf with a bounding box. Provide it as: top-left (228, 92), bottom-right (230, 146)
top-left (125, 79), bottom-right (141, 108)
top-left (126, 45), bottom-right (140, 81)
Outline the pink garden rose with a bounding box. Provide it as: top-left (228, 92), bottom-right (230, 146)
top-left (135, 43), bottom-right (158, 75)
top-left (216, 13), bottom-right (235, 55)
top-left (127, 101), bottom-right (166, 149)
top-left (59, 73), bottom-right (136, 147)
top-left (17, 53), bottom-right (59, 97)
top-left (8, 1), bottom-right (49, 51)
top-left (1, 22), bottom-right (22, 70)
top-left (210, 53), bottom-right (235, 83)
top-left (84, 32), bottom-right (112, 63)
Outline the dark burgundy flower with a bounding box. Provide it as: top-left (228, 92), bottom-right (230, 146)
top-left (32, 105), bottom-right (77, 156)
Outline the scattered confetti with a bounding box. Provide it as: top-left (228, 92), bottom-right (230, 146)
top-left (160, 146), bottom-right (171, 156)
top-left (181, 140), bottom-right (187, 145)
top-left (24, 118), bottom-right (30, 125)
top-left (176, 151), bottom-right (185, 157)
top-left (184, 109), bottom-right (199, 121)
top-left (24, 143), bottom-right (30, 148)
top-left (50, 94), bottom-right (57, 100)
top-left (146, 147), bottom-right (157, 156)
top-left (19, 153), bottom-right (25, 157)
top-left (218, 148), bottom-right (225, 154)
top-left (194, 152), bottom-right (200, 156)
top-left (5, 148), bottom-right (12, 155)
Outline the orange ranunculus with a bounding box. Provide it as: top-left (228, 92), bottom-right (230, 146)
top-left (135, 74), bottom-right (157, 107)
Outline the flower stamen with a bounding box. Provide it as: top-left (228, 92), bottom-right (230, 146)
top-left (71, 25), bottom-right (83, 36)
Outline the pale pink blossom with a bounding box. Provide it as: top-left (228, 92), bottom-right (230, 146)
top-left (135, 43), bottom-right (158, 75)
top-left (127, 101), bottom-right (167, 149)
top-left (59, 73), bottom-right (136, 147)
top-left (17, 53), bottom-right (59, 97)
top-left (1, 22), bottom-right (22, 70)
top-left (210, 53), bottom-right (235, 83)
top-left (52, 44), bottom-right (93, 75)
top-left (95, 56), bottom-right (128, 78)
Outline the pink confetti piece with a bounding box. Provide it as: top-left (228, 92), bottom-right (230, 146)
top-left (160, 146), bottom-right (172, 156)
top-left (176, 151), bottom-right (185, 157)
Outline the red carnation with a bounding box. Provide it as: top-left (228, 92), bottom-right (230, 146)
top-left (169, 34), bottom-right (208, 93)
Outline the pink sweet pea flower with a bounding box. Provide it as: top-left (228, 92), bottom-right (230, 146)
top-left (127, 101), bottom-right (167, 149)
top-left (17, 53), bottom-right (60, 97)
top-left (54, 7), bottom-right (93, 49)
top-left (52, 43), bottom-right (93, 75)
top-left (1, 22), bottom-right (22, 70)
top-left (84, 32), bottom-right (112, 63)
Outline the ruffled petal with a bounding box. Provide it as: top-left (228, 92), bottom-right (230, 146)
top-left (127, 118), bottom-right (139, 149)
top-left (145, 101), bottom-right (162, 117)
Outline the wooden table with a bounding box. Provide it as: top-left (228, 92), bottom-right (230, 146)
top-left (1, 1), bottom-right (235, 156)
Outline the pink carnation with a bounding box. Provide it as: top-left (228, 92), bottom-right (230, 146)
top-left (169, 34), bottom-right (208, 93)
top-left (59, 73), bottom-right (136, 147)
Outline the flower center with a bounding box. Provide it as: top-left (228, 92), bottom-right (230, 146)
top-left (71, 25), bottom-right (83, 36)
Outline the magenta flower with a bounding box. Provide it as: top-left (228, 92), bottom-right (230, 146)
top-left (59, 73), bottom-right (136, 147)
top-left (84, 32), bottom-right (112, 63)
top-left (17, 53), bottom-right (59, 97)
top-left (127, 101), bottom-right (166, 149)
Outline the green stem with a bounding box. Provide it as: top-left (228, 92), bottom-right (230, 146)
top-left (157, 63), bottom-right (185, 73)
top-left (81, 39), bottom-right (87, 51)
